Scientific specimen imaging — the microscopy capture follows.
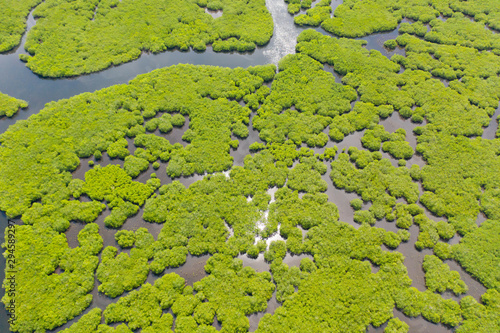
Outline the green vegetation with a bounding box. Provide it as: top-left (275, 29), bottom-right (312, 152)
top-left (268, 258), bottom-right (302, 302)
top-left (294, 1), bottom-right (332, 27)
top-left (0, 63), bottom-right (275, 219)
top-left (416, 132), bottom-right (500, 235)
top-left (75, 254), bottom-right (273, 332)
top-left (362, 126), bottom-right (414, 159)
top-left (123, 155), bottom-right (149, 178)
top-left (0, 0), bottom-right (42, 52)
top-left (394, 288), bottom-right (462, 326)
top-left (350, 198), bottom-right (363, 210)
top-left (62, 308), bottom-right (134, 333)
top-left (287, 0), bottom-right (500, 39)
top-left (19, 0), bottom-right (273, 77)
top-left (297, 29), bottom-right (495, 136)
top-left (96, 246), bottom-right (149, 297)
top-left (385, 318), bottom-right (409, 333)
top-left (384, 39), bottom-right (398, 50)
top-left (143, 174), bottom-right (259, 256)
top-left (296, 26), bottom-right (500, 238)
top-left (453, 220), bottom-right (500, 291)
top-left (423, 255), bottom-right (468, 295)
top-left (193, 254), bottom-right (275, 331)
top-left (257, 219), bottom-right (418, 332)
top-left (330, 150), bottom-right (419, 223)
top-left (80, 165), bottom-right (155, 228)
top-left (144, 150), bottom-right (285, 256)
top-left (2, 223), bottom-right (102, 332)
top-left (115, 230), bottom-right (136, 248)
top-left (316, 146), bottom-right (337, 161)
top-left (0, 92), bottom-right (28, 117)
top-left (321, 0), bottom-right (400, 38)
top-left (394, 34), bottom-right (500, 82)
top-left (425, 14), bottom-right (500, 53)
top-left (458, 290), bottom-right (500, 333)
top-left (286, 156), bottom-right (327, 193)
top-left (258, 262), bottom-right (400, 331)
top-left (434, 242), bottom-right (453, 260)
top-left (283, 0), bottom-right (302, 14)
top-left (4, 3), bottom-right (500, 330)
top-left (449, 0), bottom-right (500, 30)
top-left (264, 187), bottom-right (339, 252)
top-left (104, 273), bottom-right (184, 329)
top-left (291, 26), bottom-right (500, 331)
top-left (413, 213), bottom-right (456, 250)
top-left (397, 229), bottom-right (410, 242)
top-left (264, 240), bottom-right (287, 262)
top-left (253, 54), bottom-right (356, 147)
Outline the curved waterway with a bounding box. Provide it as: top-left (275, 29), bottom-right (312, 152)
top-left (0, 0), bottom-right (494, 332)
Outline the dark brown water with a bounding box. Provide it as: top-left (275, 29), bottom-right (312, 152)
top-left (1, 1), bottom-right (497, 332)
top-left (368, 308), bottom-right (452, 333)
top-left (205, 8), bottom-right (223, 19)
top-left (231, 113), bottom-right (265, 167)
top-left (56, 100), bottom-right (486, 332)
top-left (482, 104), bottom-right (500, 140)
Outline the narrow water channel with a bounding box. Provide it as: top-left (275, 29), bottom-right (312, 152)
top-left (0, 0), bottom-right (496, 332)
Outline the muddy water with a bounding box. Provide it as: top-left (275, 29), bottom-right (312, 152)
top-left (240, 253), bottom-right (312, 331)
top-left (0, 0), bottom-right (347, 134)
top-left (0, 1), bottom-right (405, 134)
top-left (1, 1), bottom-right (497, 332)
top-left (321, 161), bottom-right (362, 227)
top-left (482, 103), bottom-right (500, 140)
top-left (231, 113), bottom-right (265, 167)
top-left (368, 308), bottom-right (453, 333)
top-left (205, 8), bottom-right (223, 19)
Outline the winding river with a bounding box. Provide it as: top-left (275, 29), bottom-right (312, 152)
top-left (0, 0), bottom-right (493, 332)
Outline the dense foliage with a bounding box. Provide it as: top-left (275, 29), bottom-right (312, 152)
top-left (286, 0), bottom-right (500, 39)
top-left (458, 290), bottom-right (500, 333)
top-left (453, 220), bottom-right (500, 291)
top-left (423, 255), bottom-right (468, 295)
top-left (96, 246), bottom-right (149, 297)
top-left (253, 54), bottom-right (356, 147)
top-left (362, 125), bottom-right (414, 160)
top-left (3, 1), bottom-right (500, 330)
top-left (2, 223), bottom-right (102, 332)
top-left (193, 254), bottom-right (275, 331)
top-left (257, 220), bottom-right (417, 331)
top-left (0, 64), bottom-right (275, 218)
top-left (0, 0), bottom-right (42, 52)
top-left (289, 21), bottom-right (500, 332)
top-left (15, 0), bottom-right (273, 77)
top-left (0, 92), bottom-right (28, 117)
top-left (330, 150), bottom-right (419, 224)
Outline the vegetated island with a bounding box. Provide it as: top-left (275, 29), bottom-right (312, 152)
top-left (1, 0), bottom-right (500, 332)
top-left (3, 0), bottom-right (273, 77)
top-left (0, 91), bottom-right (28, 117)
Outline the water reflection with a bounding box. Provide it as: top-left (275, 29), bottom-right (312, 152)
top-left (368, 308), bottom-right (453, 333)
top-left (1, 0), bottom-right (496, 332)
top-left (240, 253), bottom-right (312, 331)
top-left (482, 104), bottom-right (500, 140)
top-left (0, 212), bottom-right (10, 333)
top-left (0, 0), bottom-right (332, 135)
top-left (205, 8), bottom-right (223, 19)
